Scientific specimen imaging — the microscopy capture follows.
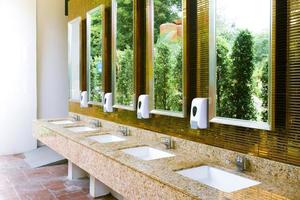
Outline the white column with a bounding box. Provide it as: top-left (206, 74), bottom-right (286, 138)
top-left (89, 176), bottom-right (110, 198)
top-left (67, 160), bottom-right (88, 180)
top-left (0, 0), bottom-right (37, 155)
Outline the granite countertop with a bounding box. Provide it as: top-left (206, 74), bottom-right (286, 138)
top-left (35, 118), bottom-right (300, 200)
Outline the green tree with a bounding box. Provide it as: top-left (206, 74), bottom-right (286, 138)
top-left (116, 0), bottom-right (133, 50)
top-left (115, 0), bottom-right (181, 48)
top-left (254, 33), bottom-right (269, 63)
top-left (168, 43), bottom-right (183, 111)
top-left (89, 11), bottom-right (103, 102)
top-left (154, 41), bottom-right (171, 110)
top-left (216, 36), bottom-right (232, 117)
top-left (261, 60), bottom-right (268, 122)
top-left (116, 46), bottom-right (134, 105)
top-left (153, 0), bottom-right (182, 43)
top-left (228, 30), bottom-right (256, 120)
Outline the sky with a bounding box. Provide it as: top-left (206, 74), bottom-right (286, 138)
top-left (216, 0), bottom-right (271, 33)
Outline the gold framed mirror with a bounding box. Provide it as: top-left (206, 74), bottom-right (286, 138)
top-left (146, 0), bottom-right (187, 118)
top-left (111, 0), bottom-right (136, 110)
top-left (86, 5), bottom-right (105, 105)
top-left (208, 0), bottom-right (275, 130)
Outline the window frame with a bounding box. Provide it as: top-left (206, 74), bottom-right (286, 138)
top-left (111, 0), bottom-right (137, 111)
top-left (86, 5), bottom-right (106, 106)
top-left (68, 17), bottom-right (82, 102)
top-left (146, 0), bottom-right (187, 118)
top-left (208, 0), bottom-right (275, 130)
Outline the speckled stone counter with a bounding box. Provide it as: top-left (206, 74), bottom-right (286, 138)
top-left (33, 114), bottom-right (300, 200)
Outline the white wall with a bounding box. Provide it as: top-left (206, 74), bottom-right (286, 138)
top-left (0, 0), bottom-right (37, 155)
top-left (37, 0), bottom-right (68, 119)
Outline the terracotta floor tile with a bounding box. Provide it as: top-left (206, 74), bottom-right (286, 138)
top-left (56, 191), bottom-right (89, 200)
top-left (0, 155), bottom-right (117, 200)
top-left (47, 165), bottom-right (68, 177)
top-left (42, 180), bottom-right (66, 191)
top-left (19, 189), bottom-right (55, 200)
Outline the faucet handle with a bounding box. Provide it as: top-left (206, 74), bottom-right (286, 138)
top-left (90, 119), bottom-right (101, 128)
top-left (119, 126), bottom-right (130, 136)
top-left (72, 115), bottom-right (80, 121)
top-left (236, 155), bottom-right (248, 172)
top-left (160, 137), bottom-right (174, 149)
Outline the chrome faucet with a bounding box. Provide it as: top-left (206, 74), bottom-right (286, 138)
top-left (236, 155), bottom-right (248, 172)
top-left (161, 137), bottom-right (174, 149)
top-left (72, 115), bottom-right (80, 121)
top-left (119, 126), bottom-right (130, 136)
top-left (90, 119), bottom-right (101, 128)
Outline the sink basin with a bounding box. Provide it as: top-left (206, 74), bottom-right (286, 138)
top-left (50, 120), bottom-right (74, 125)
top-left (176, 166), bottom-right (260, 193)
top-left (121, 146), bottom-right (175, 161)
top-left (88, 134), bottom-right (126, 143)
top-left (65, 126), bottom-right (97, 133)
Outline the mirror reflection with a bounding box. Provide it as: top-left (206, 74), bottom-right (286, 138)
top-left (210, 0), bottom-right (272, 129)
top-left (113, 0), bottom-right (135, 108)
top-left (87, 6), bottom-right (104, 103)
top-left (152, 0), bottom-right (184, 115)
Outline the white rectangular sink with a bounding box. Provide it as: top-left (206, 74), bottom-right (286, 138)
top-left (65, 126), bottom-right (97, 133)
top-left (121, 146), bottom-right (175, 161)
top-left (88, 134), bottom-right (126, 143)
top-left (50, 120), bottom-right (75, 125)
top-left (176, 166), bottom-right (260, 193)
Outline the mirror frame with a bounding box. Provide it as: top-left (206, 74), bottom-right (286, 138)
top-left (111, 0), bottom-right (137, 111)
top-left (208, 0), bottom-right (275, 130)
top-left (86, 5), bottom-right (106, 105)
top-left (68, 17), bottom-right (82, 102)
top-left (146, 0), bottom-right (187, 118)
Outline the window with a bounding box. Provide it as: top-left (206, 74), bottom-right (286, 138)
top-left (209, 0), bottom-right (273, 130)
top-left (87, 6), bottom-right (105, 104)
top-left (112, 0), bottom-right (135, 109)
top-left (148, 0), bottom-right (186, 117)
top-left (68, 17), bottom-right (81, 101)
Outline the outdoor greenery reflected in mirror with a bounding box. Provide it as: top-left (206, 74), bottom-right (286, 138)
top-left (152, 0), bottom-right (184, 114)
top-left (210, 0), bottom-right (272, 128)
top-left (87, 6), bottom-right (104, 103)
top-left (113, 0), bottom-right (135, 108)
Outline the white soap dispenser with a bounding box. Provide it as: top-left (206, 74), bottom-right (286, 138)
top-left (190, 98), bottom-right (208, 129)
top-left (137, 94), bottom-right (150, 119)
top-left (103, 93), bottom-right (113, 113)
top-left (80, 91), bottom-right (88, 108)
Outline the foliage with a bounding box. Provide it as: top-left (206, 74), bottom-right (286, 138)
top-left (254, 33), bottom-right (269, 63)
top-left (116, 46), bottom-right (134, 106)
top-left (228, 30), bottom-right (256, 120)
top-left (154, 41), bottom-right (172, 110)
top-left (261, 60), bottom-right (269, 122)
top-left (115, 0), bottom-right (134, 106)
top-left (216, 36), bottom-right (232, 117)
top-left (115, 0), bottom-right (181, 47)
top-left (216, 29), bottom-right (271, 122)
top-left (89, 11), bottom-right (103, 102)
top-left (168, 44), bottom-right (183, 111)
top-left (154, 38), bottom-right (182, 112)
top-left (116, 0), bottom-right (133, 50)
top-left (152, 0), bottom-right (183, 112)
top-left (153, 0), bottom-right (182, 43)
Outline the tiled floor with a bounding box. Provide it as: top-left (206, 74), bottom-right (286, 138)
top-left (0, 154), bottom-right (116, 200)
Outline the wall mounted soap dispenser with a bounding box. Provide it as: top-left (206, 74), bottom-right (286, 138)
top-left (80, 91), bottom-right (88, 108)
top-left (103, 93), bottom-right (113, 113)
top-left (137, 95), bottom-right (150, 119)
top-left (190, 98), bottom-right (208, 129)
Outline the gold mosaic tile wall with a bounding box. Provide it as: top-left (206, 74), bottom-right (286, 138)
top-left (68, 0), bottom-right (300, 166)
